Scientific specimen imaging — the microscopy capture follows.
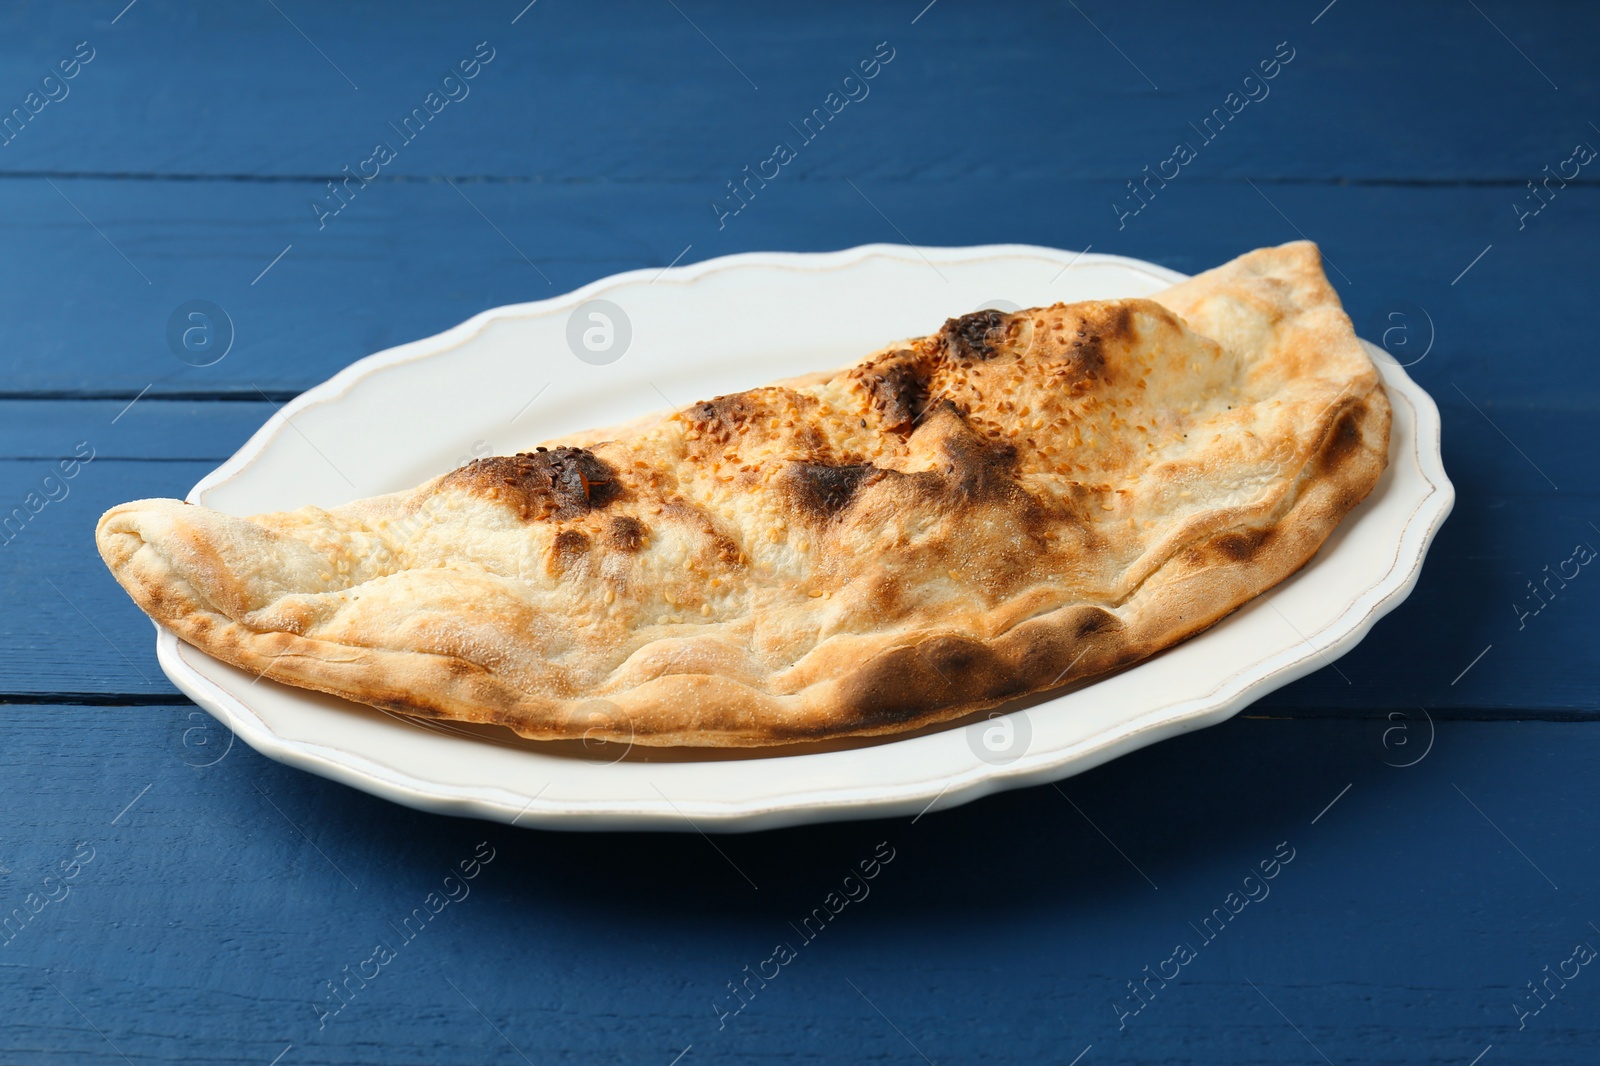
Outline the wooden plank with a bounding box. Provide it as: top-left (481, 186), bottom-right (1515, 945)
top-left (0, 1), bottom-right (1591, 181)
top-left (0, 399), bottom-right (275, 459)
top-left (0, 176), bottom-right (1594, 400)
top-left (0, 712), bottom-right (1594, 1063)
top-left (0, 458), bottom-right (207, 698)
top-left (0, 397), bottom-right (1594, 710)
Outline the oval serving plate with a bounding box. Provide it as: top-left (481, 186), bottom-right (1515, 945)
top-left (159, 244), bottom-right (1452, 831)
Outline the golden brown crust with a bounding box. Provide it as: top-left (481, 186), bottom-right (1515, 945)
top-left (95, 241), bottom-right (1390, 747)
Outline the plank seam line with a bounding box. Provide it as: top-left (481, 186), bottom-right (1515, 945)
top-left (0, 171), bottom-right (1594, 189)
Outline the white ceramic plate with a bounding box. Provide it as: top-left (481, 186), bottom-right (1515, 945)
top-left (158, 244), bottom-right (1452, 832)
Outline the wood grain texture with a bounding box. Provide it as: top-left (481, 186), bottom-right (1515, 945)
top-left (1, 0), bottom-right (1596, 1061)
top-left (0, 0), bottom-right (1593, 180)
top-left (1, 710), bottom-right (1596, 1064)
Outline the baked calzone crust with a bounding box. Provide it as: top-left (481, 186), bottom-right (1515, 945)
top-left (97, 242), bottom-right (1389, 747)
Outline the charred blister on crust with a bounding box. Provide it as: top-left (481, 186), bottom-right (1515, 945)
top-left (939, 310), bottom-right (1010, 362)
top-left (551, 529), bottom-right (591, 559)
top-left (907, 402), bottom-right (1033, 508)
top-left (686, 393), bottom-right (761, 440)
top-left (830, 635), bottom-right (1025, 733)
top-left (1073, 605), bottom-right (1120, 640)
top-left (546, 529), bottom-right (592, 578)
top-left (782, 461), bottom-right (884, 522)
top-left (829, 643), bottom-right (955, 730)
top-left (605, 515), bottom-right (648, 553)
top-left (686, 388), bottom-right (830, 458)
top-left (921, 636), bottom-right (1020, 695)
top-left (444, 446), bottom-right (620, 521)
top-left (1056, 303), bottom-right (1136, 383)
top-left (931, 407), bottom-right (1020, 494)
top-left (848, 348), bottom-right (931, 434)
top-left (846, 402), bottom-right (1058, 557)
top-left (1214, 527), bottom-right (1269, 562)
top-left (1317, 401), bottom-right (1366, 472)
top-left (998, 606), bottom-right (1124, 693)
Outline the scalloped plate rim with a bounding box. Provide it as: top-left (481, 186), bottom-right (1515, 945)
top-left (151, 242), bottom-right (1454, 832)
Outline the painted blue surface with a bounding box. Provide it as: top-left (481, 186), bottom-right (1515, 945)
top-left (0, 2), bottom-right (1596, 1062)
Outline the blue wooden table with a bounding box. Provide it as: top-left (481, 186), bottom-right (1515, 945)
top-left (2, 1), bottom-right (1597, 1062)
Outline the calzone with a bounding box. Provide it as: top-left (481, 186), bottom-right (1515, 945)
top-left (97, 242), bottom-right (1390, 746)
